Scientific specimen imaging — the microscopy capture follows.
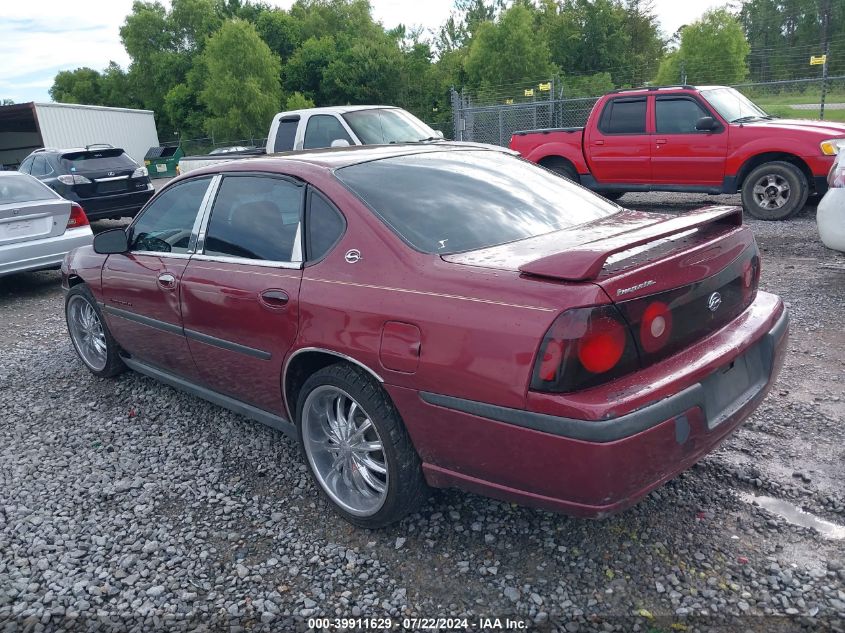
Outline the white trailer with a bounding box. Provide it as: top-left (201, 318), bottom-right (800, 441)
top-left (0, 102), bottom-right (160, 169)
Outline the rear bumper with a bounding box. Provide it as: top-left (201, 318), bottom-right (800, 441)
top-left (76, 188), bottom-right (154, 220)
top-left (0, 227), bottom-right (93, 276)
top-left (390, 293), bottom-right (788, 517)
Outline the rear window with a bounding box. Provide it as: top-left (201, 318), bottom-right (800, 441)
top-left (335, 150), bottom-right (618, 254)
top-left (60, 149), bottom-right (137, 172)
top-left (0, 174), bottom-right (56, 203)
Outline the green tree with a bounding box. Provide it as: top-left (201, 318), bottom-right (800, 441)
top-left (285, 91), bottom-right (315, 110)
top-left (656, 9), bottom-right (750, 85)
top-left (50, 68), bottom-right (103, 104)
top-left (323, 37), bottom-right (403, 104)
top-left (464, 4), bottom-right (557, 90)
top-left (256, 9), bottom-right (302, 61)
top-left (199, 19), bottom-right (281, 139)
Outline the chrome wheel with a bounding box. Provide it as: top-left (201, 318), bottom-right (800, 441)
top-left (301, 386), bottom-right (388, 517)
top-left (752, 174), bottom-right (791, 210)
top-left (67, 295), bottom-right (108, 372)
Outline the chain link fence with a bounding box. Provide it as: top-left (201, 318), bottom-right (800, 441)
top-left (452, 76), bottom-right (845, 147)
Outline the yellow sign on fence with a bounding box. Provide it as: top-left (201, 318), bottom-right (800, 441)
top-left (505, 98), bottom-right (514, 105)
top-left (810, 55), bottom-right (827, 66)
top-left (524, 88), bottom-right (534, 96)
top-left (538, 82), bottom-right (551, 91)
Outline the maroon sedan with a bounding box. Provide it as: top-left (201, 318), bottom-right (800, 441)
top-left (62, 144), bottom-right (788, 528)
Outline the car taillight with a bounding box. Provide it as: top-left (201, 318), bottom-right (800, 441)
top-left (132, 166), bottom-right (149, 178)
top-left (829, 164), bottom-right (845, 189)
top-left (57, 174), bottom-right (92, 185)
top-left (639, 300), bottom-right (673, 353)
top-left (66, 203), bottom-right (89, 229)
top-left (530, 305), bottom-right (640, 393)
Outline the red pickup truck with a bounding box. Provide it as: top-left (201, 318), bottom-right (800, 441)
top-left (510, 85), bottom-right (845, 220)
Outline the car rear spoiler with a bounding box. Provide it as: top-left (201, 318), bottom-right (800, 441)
top-left (518, 205), bottom-right (743, 282)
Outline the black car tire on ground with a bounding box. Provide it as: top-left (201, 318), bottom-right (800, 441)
top-left (296, 362), bottom-right (428, 529)
top-left (741, 161), bottom-right (808, 221)
top-left (65, 284), bottom-right (126, 378)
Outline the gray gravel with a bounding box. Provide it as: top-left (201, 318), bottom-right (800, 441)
top-left (1, 193), bottom-right (844, 632)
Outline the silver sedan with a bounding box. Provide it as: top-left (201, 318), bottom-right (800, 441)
top-left (0, 171), bottom-right (93, 276)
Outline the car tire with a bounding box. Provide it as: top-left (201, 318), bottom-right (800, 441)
top-left (65, 284), bottom-right (126, 378)
top-left (602, 191), bottom-right (625, 201)
top-left (296, 362), bottom-right (428, 528)
top-left (741, 161), bottom-right (808, 221)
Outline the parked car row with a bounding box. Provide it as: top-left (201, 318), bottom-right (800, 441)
top-left (61, 143), bottom-right (789, 528)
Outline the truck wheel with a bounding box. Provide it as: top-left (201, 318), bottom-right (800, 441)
top-left (541, 158), bottom-right (579, 183)
top-left (741, 161), bottom-right (808, 221)
top-left (602, 192), bottom-right (625, 201)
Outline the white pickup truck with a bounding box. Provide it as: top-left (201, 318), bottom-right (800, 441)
top-left (178, 105), bottom-right (443, 174)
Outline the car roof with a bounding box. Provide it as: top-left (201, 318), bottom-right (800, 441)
top-left (275, 105), bottom-right (399, 118)
top-left (197, 142), bottom-right (510, 174)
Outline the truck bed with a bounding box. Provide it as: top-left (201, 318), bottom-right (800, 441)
top-left (511, 127), bottom-right (584, 136)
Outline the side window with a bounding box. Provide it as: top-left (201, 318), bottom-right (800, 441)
top-left (129, 177), bottom-right (211, 254)
top-left (306, 189), bottom-right (346, 261)
top-left (599, 98), bottom-right (647, 134)
top-left (31, 156), bottom-right (48, 177)
top-left (19, 157), bottom-right (34, 174)
top-left (656, 98), bottom-right (711, 134)
top-left (274, 116), bottom-right (299, 152)
top-left (303, 115), bottom-right (353, 150)
top-left (204, 175), bottom-right (304, 262)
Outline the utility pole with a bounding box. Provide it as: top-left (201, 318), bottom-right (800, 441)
top-left (820, 0), bottom-right (831, 120)
top-left (680, 60), bottom-right (687, 86)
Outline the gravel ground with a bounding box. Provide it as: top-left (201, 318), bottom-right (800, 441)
top-left (1, 193), bottom-right (844, 633)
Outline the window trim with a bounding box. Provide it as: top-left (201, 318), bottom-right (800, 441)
top-left (304, 186), bottom-right (347, 266)
top-left (654, 95), bottom-right (724, 135)
top-left (195, 172), bottom-right (306, 268)
top-left (597, 97), bottom-right (648, 136)
top-left (126, 175), bottom-right (215, 257)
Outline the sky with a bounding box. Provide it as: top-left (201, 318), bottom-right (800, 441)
top-left (0, 0), bottom-right (724, 104)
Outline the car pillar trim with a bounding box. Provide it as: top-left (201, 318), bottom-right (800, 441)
top-left (187, 175), bottom-right (222, 254)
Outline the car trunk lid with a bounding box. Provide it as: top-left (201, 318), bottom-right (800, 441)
top-left (0, 198), bottom-right (73, 245)
top-left (445, 205), bottom-right (760, 372)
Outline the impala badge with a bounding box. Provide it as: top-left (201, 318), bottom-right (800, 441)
top-left (708, 292), bottom-right (722, 312)
top-left (617, 279), bottom-right (656, 296)
top-left (345, 249), bottom-right (361, 264)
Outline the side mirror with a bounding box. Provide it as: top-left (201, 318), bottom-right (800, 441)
top-left (434, 130), bottom-right (444, 139)
top-left (93, 228), bottom-right (129, 254)
top-left (330, 139), bottom-right (351, 148)
top-left (695, 116), bottom-right (718, 132)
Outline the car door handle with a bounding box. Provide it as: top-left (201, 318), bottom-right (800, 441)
top-left (157, 273), bottom-right (176, 289)
top-left (259, 289), bottom-right (289, 308)
top-left (655, 139), bottom-right (668, 145)
top-left (593, 140), bottom-right (605, 146)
